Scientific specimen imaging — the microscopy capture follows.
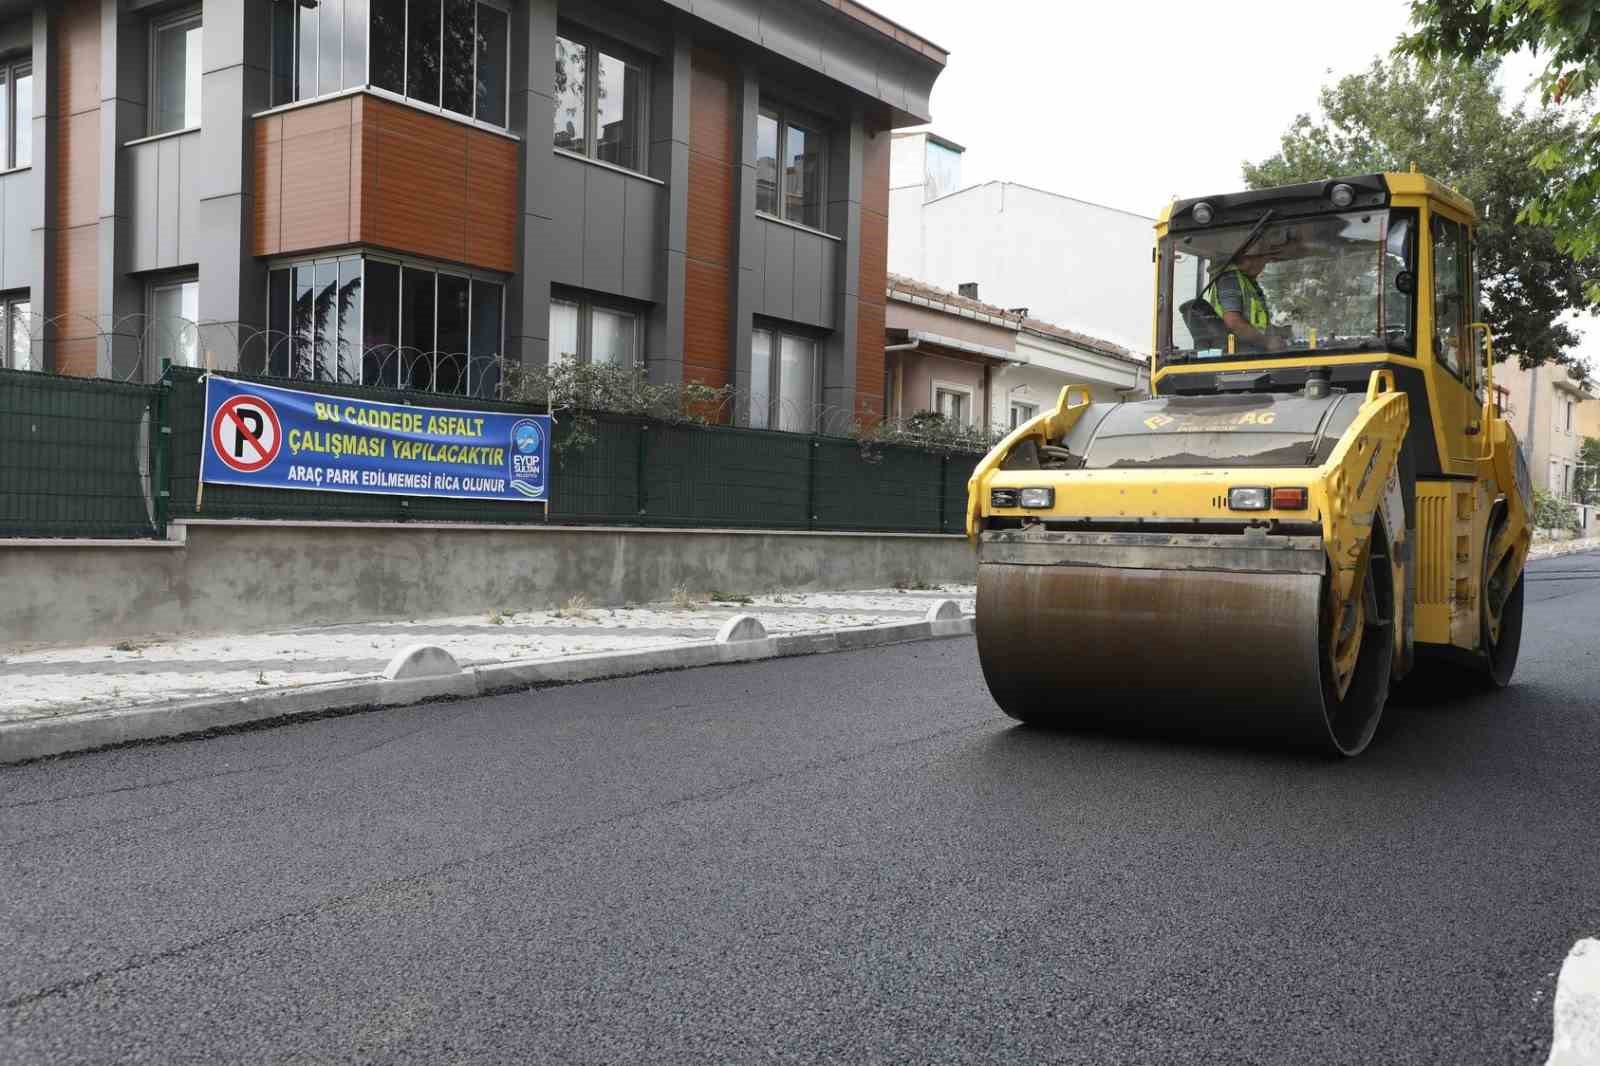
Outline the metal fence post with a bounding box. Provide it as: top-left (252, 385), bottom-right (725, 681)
top-left (636, 421), bottom-right (648, 518)
top-left (154, 383), bottom-right (171, 539)
top-left (807, 438), bottom-right (818, 530)
top-left (938, 453), bottom-right (948, 533)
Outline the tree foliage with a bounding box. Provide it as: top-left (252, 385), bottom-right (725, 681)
top-left (1399, 1), bottom-right (1600, 300)
top-left (1243, 57), bottom-right (1595, 368)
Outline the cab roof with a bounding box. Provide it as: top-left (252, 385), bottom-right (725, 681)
top-left (1157, 172), bottom-right (1477, 232)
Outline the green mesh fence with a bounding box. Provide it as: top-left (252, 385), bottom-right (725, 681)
top-left (0, 369), bottom-right (163, 538)
top-left (6, 366), bottom-right (984, 538)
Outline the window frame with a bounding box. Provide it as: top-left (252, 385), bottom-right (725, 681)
top-left (146, 275), bottom-right (200, 379)
top-left (749, 323), bottom-right (822, 433)
top-left (755, 99), bottom-right (827, 231)
top-left (0, 290), bottom-right (30, 371)
top-left (552, 22), bottom-right (650, 175)
top-left (264, 251), bottom-right (506, 396)
top-left (149, 7), bottom-right (203, 137)
top-left (932, 380), bottom-right (974, 427)
top-left (549, 290), bottom-right (642, 369)
top-left (1429, 209), bottom-right (1470, 383)
top-left (271, 0), bottom-right (512, 132)
top-left (0, 58), bottom-right (32, 170)
top-left (1008, 400), bottom-right (1038, 429)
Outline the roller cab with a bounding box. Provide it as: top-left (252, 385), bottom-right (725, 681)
top-left (966, 173), bottom-right (1531, 755)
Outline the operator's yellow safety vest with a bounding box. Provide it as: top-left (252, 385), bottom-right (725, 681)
top-left (1209, 267), bottom-right (1271, 331)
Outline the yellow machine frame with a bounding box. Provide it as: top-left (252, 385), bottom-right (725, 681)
top-left (967, 172), bottom-right (1530, 659)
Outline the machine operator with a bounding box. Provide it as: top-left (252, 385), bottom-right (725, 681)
top-left (1209, 251), bottom-right (1286, 352)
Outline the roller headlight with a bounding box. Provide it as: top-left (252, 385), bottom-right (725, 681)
top-left (990, 489), bottom-right (1019, 508)
top-left (1227, 487), bottom-right (1271, 511)
top-left (1018, 487), bottom-right (1055, 509)
top-left (1329, 183), bottom-right (1355, 208)
top-left (1192, 201), bottom-right (1214, 225)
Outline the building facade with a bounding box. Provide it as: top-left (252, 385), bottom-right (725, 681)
top-left (887, 130), bottom-right (1155, 355)
top-left (884, 273), bottom-right (1145, 434)
top-left (1496, 359), bottom-right (1594, 500)
top-left (0, 0), bottom-right (945, 428)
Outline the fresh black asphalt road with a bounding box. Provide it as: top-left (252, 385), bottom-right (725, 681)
top-left (4, 553), bottom-right (1600, 1065)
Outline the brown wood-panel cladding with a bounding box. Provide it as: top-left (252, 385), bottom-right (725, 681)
top-left (854, 129), bottom-right (892, 422)
top-left (252, 94), bottom-right (517, 273)
top-left (52, 0), bottom-right (101, 377)
top-left (683, 50), bottom-right (737, 392)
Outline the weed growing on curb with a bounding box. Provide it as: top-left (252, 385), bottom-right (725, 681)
top-left (709, 591), bottom-right (755, 605)
top-left (555, 595), bottom-right (591, 619)
top-left (671, 583), bottom-right (699, 610)
top-left (892, 578), bottom-right (941, 592)
top-left (488, 610), bottom-right (506, 626)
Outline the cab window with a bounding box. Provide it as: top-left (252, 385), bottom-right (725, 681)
top-left (1430, 214), bottom-right (1468, 378)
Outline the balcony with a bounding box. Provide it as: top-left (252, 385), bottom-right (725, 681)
top-left (253, 93), bottom-right (518, 273)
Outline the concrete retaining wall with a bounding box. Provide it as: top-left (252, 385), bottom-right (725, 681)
top-left (0, 520), bottom-right (976, 649)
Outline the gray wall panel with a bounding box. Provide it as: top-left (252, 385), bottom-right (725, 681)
top-left (761, 220), bottom-right (794, 322)
top-left (621, 179), bottom-right (662, 301)
top-left (128, 142), bottom-right (159, 270)
top-left (0, 169), bottom-right (30, 290)
top-left (552, 150), bottom-right (666, 303)
top-left (176, 131), bottom-right (203, 266)
top-left (126, 129), bottom-right (202, 273)
top-left (546, 154), bottom-right (588, 287)
top-left (757, 2), bottom-right (826, 74)
top-left (155, 136), bottom-right (181, 265)
top-left (749, 216), bottom-right (837, 331)
top-left (793, 229), bottom-right (823, 327)
top-left (581, 165), bottom-right (626, 294)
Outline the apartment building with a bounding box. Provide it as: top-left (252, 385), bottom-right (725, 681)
top-left (884, 274), bottom-right (1146, 434)
top-left (1496, 359), bottom-right (1594, 499)
top-left (887, 130), bottom-right (1155, 354)
top-left (0, 0), bottom-right (945, 426)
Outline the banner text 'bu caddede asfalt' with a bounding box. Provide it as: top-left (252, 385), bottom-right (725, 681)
top-left (199, 376), bottom-right (550, 502)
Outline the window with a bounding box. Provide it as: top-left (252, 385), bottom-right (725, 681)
top-left (1009, 401), bottom-right (1037, 429)
top-left (151, 10), bottom-right (202, 135)
top-left (147, 279), bottom-right (199, 375)
top-left (0, 59), bottom-right (32, 168)
top-left (750, 327), bottom-right (818, 432)
top-left (934, 384), bottom-right (971, 427)
top-left (266, 255), bottom-right (504, 396)
top-left (1431, 214), bottom-right (1467, 378)
top-left (553, 28), bottom-right (646, 172)
top-left (549, 295), bottom-right (639, 368)
top-left (270, 0), bottom-right (508, 129)
top-left (0, 292), bottom-right (30, 370)
top-left (756, 103), bottom-right (824, 229)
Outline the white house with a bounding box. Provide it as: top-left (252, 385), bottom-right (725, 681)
top-left (889, 131), bottom-right (1157, 355)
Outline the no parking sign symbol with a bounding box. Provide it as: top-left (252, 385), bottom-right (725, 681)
top-left (210, 393), bottom-right (282, 473)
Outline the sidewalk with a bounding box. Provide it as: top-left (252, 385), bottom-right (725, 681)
top-left (0, 586), bottom-right (975, 762)
top-left (1531, 535), bottom-right (1600, 561)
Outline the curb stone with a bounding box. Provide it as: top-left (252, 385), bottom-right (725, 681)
top-left (1, 615), bottom-right (974, 765)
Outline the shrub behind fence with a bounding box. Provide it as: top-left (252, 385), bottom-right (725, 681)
top-left (2, 367), bottom-right (983, 538)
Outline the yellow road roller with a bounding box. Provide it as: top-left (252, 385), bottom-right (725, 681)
top-left (966, 172), bottom-right (1532, 755)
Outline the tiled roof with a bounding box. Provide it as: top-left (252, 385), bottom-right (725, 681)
top-left (887, 274), bottom-right (1023, 326)
top-left (887, 274), bottom-right (1140, 364)
top-left (1020, 318), bottom-right (1142, 364)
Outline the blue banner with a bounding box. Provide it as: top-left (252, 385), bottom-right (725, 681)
top-left (199, 376), bottom-right (549, 502)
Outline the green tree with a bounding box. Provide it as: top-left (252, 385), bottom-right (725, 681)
top-left (1243, 57), bottom-right (1595, 369)
top-left (1578, 435), bottom-right (1600, 505)
top-left (1399, 1), bottom-right (1600, 301)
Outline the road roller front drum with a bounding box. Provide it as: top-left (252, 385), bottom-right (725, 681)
top-left (975, 521), bottom-right (1395, 756)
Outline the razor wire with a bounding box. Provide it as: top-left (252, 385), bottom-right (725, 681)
top-left (3, 312), bottom-right (1004, 454)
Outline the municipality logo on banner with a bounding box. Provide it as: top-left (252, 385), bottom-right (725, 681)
top-left (508, 418), bottom-right (546, 499)
top-left (199, 376), bottom-right (550, 504)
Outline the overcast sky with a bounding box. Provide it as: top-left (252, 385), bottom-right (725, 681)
top-left (866, 0), bottom-right (1592, 364)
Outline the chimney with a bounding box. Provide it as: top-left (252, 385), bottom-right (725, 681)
top-left (958, 282), bottom-right (979, 300)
